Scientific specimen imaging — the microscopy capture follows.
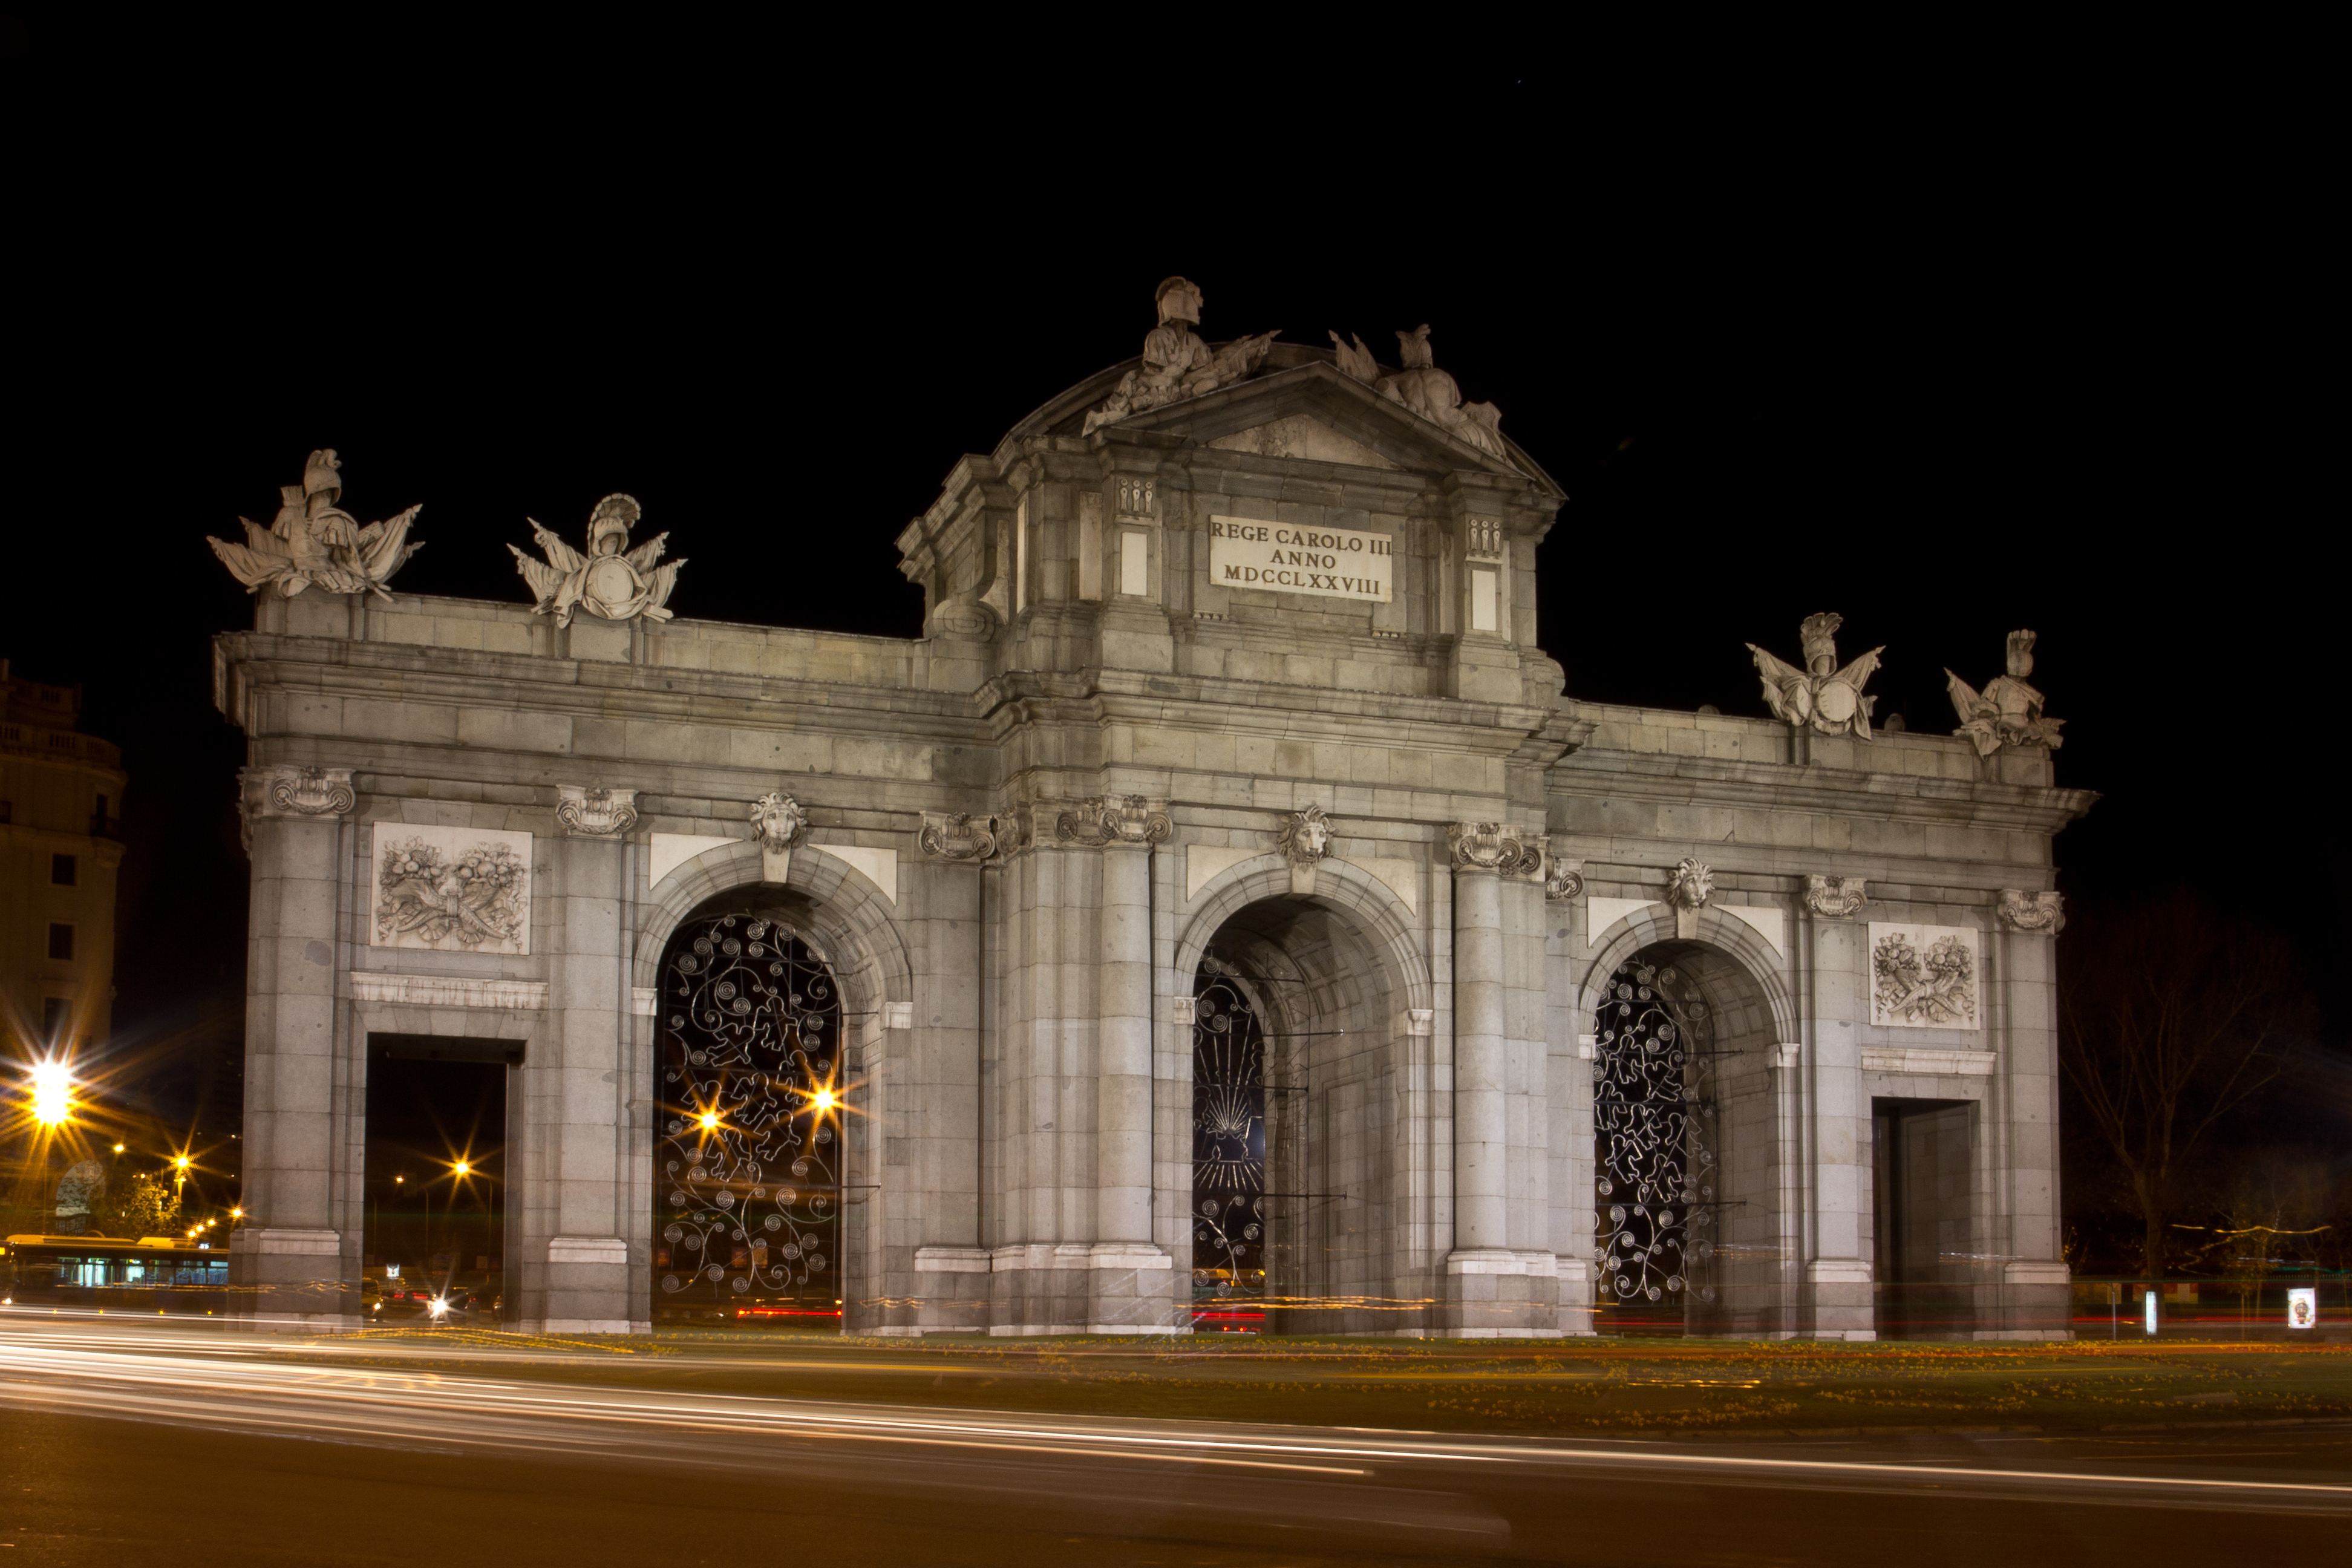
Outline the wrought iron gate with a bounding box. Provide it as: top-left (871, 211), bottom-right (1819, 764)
top-left (1191, 963), bottom-right (1266, 1328)
top-left (653, 915), bottom-right (843, 1324)
top-left (1592, 955), bottom-right (1717, 1328)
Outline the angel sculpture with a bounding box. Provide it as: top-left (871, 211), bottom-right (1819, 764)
top-left (1946, 630), bottom-right (2065, 756)
top-left (1746, 612), bottom-right (1884, 740)
top-left (207, 449), bottom-right (423, 599)
top-left (508, 494), bottom-right (685, 627)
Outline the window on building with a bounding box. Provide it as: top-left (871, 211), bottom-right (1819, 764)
top-left (95, 793), bottom-right (108, 819)
top-left (42, 998), bottom-right (70, 1040)
top-left (48, 923), bottom-right (74, 961)
top-left (52, 852), bottom-right (77, 886)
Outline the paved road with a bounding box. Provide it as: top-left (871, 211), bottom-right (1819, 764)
top-left (2, 1317), bottom-right (2348, 1565)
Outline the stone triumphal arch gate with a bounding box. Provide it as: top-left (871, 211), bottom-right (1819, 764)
top-left (214, 284), bottom-right (2089, 1337)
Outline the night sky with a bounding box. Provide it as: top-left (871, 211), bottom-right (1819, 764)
top-left (10, 40), bottom-right (2337, 1222)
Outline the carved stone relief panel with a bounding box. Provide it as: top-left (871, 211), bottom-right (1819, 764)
top-left (370, 823), bottom-right (533, 956)
top-left (1866, 921), bottom-right (1981, 1031)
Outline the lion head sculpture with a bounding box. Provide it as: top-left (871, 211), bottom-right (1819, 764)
top-left (1276, 806), bottom-right (1331, 864)
top-left (750, 791), bottom-right (807, 853)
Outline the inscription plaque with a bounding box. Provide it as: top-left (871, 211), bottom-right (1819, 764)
top-left (1208, 515), bottom-right (1393, 603)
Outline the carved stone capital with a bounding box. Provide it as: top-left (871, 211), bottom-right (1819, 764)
top-left (1057, 795), bottom-right (1170, 848)
top-left (1666, 857), bottom-right (1715, 912)
top-left (244, 765), bottom-right (356, 823)
top-left (1998, 889), bottom-right (2066, 934)
top-left (1448, 822), bottom-right (1537, 874)
top-left (555, 785), bottom-right (638, 839)
top-left (1803, 874), bottom-right (1868, 918)
top-left (919, 811), bottom-right (1000, 862)
top-left (1544, 853), bottom-right (1586, 901)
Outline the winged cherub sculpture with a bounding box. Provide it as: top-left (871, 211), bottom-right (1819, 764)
top-left (1746, 613), bottom-right (1884, 740)
top-left (208, 449), bottom-right (424, 599)
top-left (509, 494), bottom-right (685, 627)
top-left (1946, 630), bottom-right (2065, 756)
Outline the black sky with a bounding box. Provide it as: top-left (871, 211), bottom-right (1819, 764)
top-left (6, 32), bottom-right (2336, 1140)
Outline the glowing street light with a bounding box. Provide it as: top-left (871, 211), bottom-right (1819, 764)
top-left (698, 1110), bottom-right (721, 1132)
top-left (809, 1088), bottom-right (838, 1113)
top-left (452, 1160), bottom-right (471, 1178)
top-left (29, 1059), bottom-right (73, 1128)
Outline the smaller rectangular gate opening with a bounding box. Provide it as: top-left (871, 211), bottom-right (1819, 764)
top-left (363, 1033), bottom-right (515, 1325)
top-left (1870, 1097), bottom-right (1975, 1340)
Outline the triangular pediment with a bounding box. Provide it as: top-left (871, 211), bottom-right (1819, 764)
top-left (1108, 360), bottom-right (1561, 494)
top-left (1204, 413), bottom-right (1398, 469)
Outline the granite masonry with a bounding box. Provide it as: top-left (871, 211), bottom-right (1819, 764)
top-left (212, 287), bottom-right (2092, 1338)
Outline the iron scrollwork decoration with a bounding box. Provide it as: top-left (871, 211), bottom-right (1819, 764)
top-left (1592, 956), bottom-right (1718, 1318)
top-left (1191, 962), bottom-right (1266, 1327)
top-left (655, 915), bottom-right (843, 1322)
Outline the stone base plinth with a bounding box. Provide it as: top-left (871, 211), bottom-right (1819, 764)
top-left (987, 1241), bottom-right (1181, 1335)
top-left (537, 1236), bottom-right (631, 1333)
top-left (227, 1227), bottom-right (358, 1331)
top-left (1440, 1249), bottom-right (1561, 1338)
top-left (1806, 1259), bottom-right (1877, 1339)
top-left (912, 1246), bottom-right (993, 1333)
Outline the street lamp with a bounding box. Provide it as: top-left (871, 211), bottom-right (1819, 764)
top-left (29, 1059), bottom-right (72, 1128)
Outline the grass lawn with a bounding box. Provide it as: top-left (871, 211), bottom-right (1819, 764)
top-left (321, 1329), bottom-right (2352, 1438)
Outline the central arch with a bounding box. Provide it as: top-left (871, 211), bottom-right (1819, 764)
top-left (1174, 855), bottom-right (1433, 1336)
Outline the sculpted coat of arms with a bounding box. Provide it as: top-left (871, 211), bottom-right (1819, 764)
top-left (208, 449), bottom-right (424, 600)
top-left (1746, 613), bottom-right (1883, 740)
top-left (510, 494), bottom-right (685, 627)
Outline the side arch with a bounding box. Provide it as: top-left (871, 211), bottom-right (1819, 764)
top-left (632, 837), bottom-right (915, 1335)
top-left (1578, 903), bottom-right (1797, 1045)
top-left (636, 839), bottom-right (913, 1025)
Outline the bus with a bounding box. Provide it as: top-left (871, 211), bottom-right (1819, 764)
top-left (3, 1235), bottom-right (233, 1315)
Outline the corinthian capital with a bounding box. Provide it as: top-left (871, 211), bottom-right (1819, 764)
top-left (1803, 874), bottom-right (1867, 918)
top-left (555, 785), bottom-right (639, 839)
top-left (1448, 822), bottom-right (1537, 873)
top-left (1057, 795), bottom-right (1169, 847)
top-left (919, 811), bottom-right (1000, 861)
top-left (244, 765), bottom-right (356, 822)
top-left (1998, 889), bottom-right (2066, 934)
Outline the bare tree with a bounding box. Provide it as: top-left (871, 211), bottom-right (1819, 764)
top-left (2060, 890), bottom-right (2314, 1276)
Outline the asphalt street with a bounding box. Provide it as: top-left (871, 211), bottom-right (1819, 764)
top-left (2, 1316), bottom-right (2347, 1565)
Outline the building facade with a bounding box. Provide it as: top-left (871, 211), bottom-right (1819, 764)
top-left (212, 293), bottom-right (2091, 1337)
top-left (1, 660), bottom-right (125, 1060)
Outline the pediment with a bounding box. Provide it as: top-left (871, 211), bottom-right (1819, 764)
top-left (1109, 361), bottom-right (1561, 494)
top-left (1204, 413), bottom-right (1398, 470)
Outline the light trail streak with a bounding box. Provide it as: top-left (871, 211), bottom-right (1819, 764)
top-left (1, 1319), bottom-right (2347, 1514)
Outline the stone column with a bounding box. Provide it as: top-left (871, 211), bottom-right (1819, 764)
top-left (1546, 856), bottom-right (1595, 1334)
top-left (528, 789), bottom-right (636, 1333)
top-left (1443, 823), bottom-right (1551, 1334)
top-left (1806, 905), bottom-right (1875, 1338)
top-left (232, 765), bottom-right (359, 1330)
top-left (1997, 890), bottom-right (2070, 1337)
top-left (1089, 796), bottom-right (1173, 1331)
